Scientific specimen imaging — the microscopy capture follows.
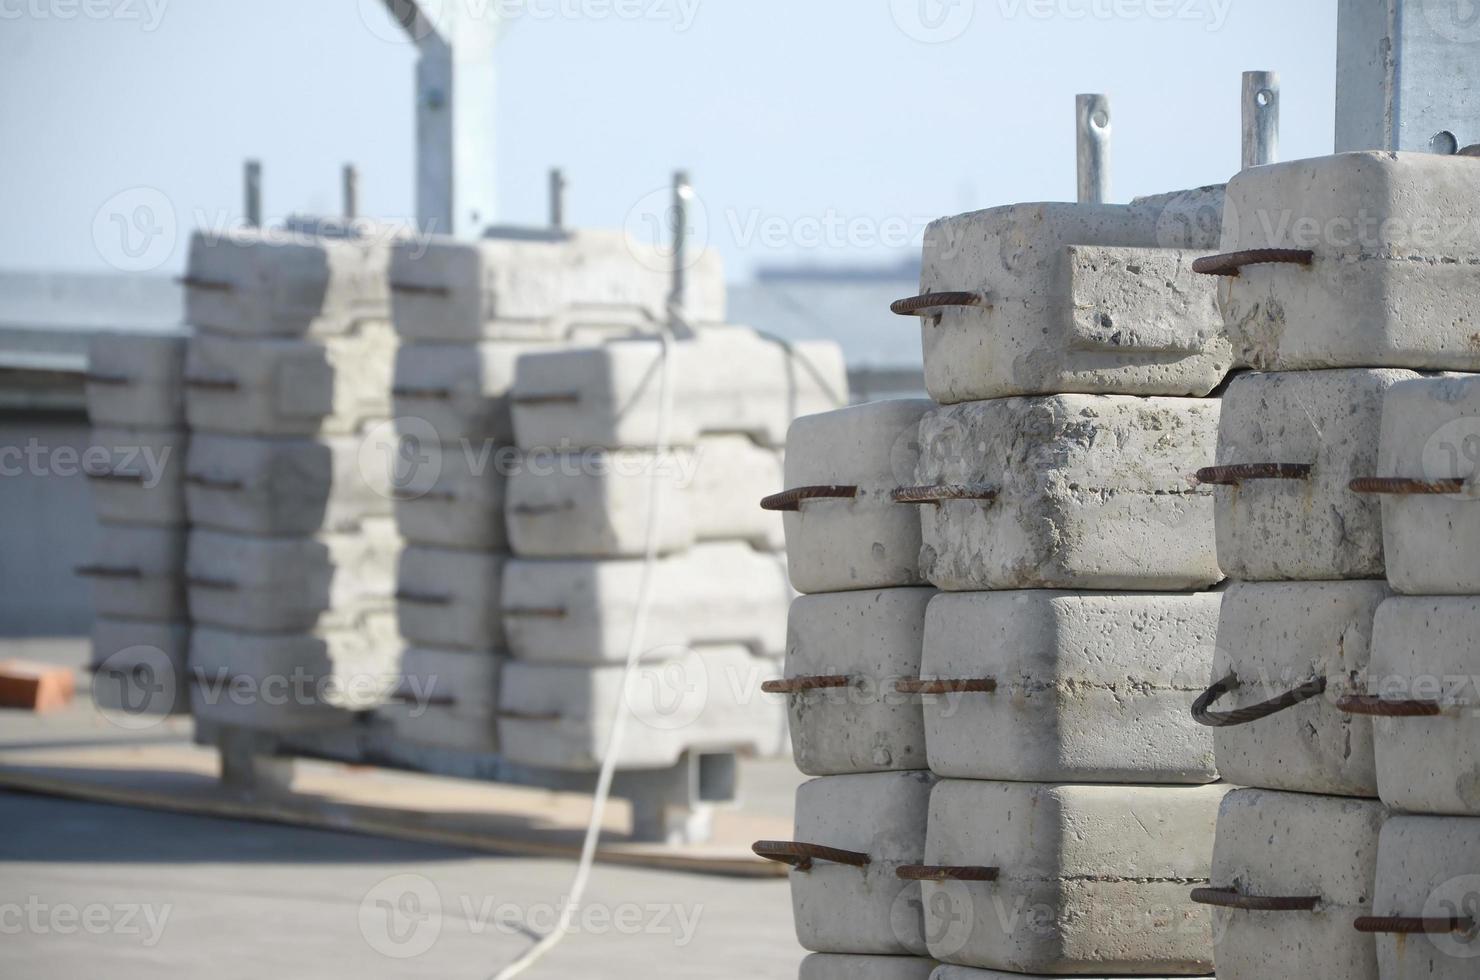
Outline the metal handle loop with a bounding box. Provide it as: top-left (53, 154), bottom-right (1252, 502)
top-left (760, 485), bottom-right (859, 512)
top-left (1196, 463), bottom-right (1313, 486)
top-left (1192, 672), bottom-right (1328, 728)
top-left (752, 840), bottom-right (871, 872)
top-left (1190, 887), bottom-right (1322, 912)
top-left (1192, 248), bottom-right (1314, 277)
top-left (761, 675), bottom-right (852, 695)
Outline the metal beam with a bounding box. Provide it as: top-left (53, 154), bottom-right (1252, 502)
top-left (1076, 94), bottom-right (1111, 204)
top-left (1241, 71), bottom-right (1279, 169)
top-left (1336, 0), bottom-right (1480, 153)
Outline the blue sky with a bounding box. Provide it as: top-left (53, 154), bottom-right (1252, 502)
top-left (1, 0), bottom-right (1337, 281)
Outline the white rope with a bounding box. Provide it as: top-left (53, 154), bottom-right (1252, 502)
top-left (490, 322), bottom-right (677, 980)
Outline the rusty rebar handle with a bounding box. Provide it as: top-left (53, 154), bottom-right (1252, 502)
top-left (1336, 695), bottom-right (1444, 718)
top-left (1191, 887), bottom-right (1322, 912)
top-left (85, 470), bottom-right (147, 484)
top-left (752, 840), bottom-right (871, 872)
top-left (1192, 673), bottom-right (1329, 728)
top-left (388, 281), bottom-right (452, 297)
top-left (510, 392), bottom-right (581, 407)
top-left (185, 474), bottom-right (245, 491)
top-left (896, 865), bottom-right (1000, 882)
top-left (761, 675), bottom-right (852, 695)
top-left (392, 385), bottom-right (454, 400)
top-left (75, 565), bottom-right (143, 580)
top-left (896, 678), bottom-right (998, 695)
top-left (1192, 248), bottom-right (1314, 277)
top-left (760, 485), bottom-right (859, 512)
top-left (502, 606), bottom-right (569, 620)
top-left (395, 591), bottom-right (454, 607)
top-left (1355, 916), bottom-right (1476, 935)
top-left (1196, 463), bottom-right (1313, 486)
top-left (892, 484), bottom-right (999, 505)
top-left (388, 689), bottom-right (456, 707)
top-left (495, 709), bottom-right (562, 722)
top-left (1349, 477), bottom-right (1468, 496)
top-left (178, 275), bottom-right (234, 292)
top-left (890, 292), bottom-right (988, 317)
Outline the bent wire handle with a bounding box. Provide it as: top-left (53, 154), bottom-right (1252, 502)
top-left (1192, 248), bottom-right (1314, 277)
top-left (890, 291), bottom-right (989, 318)
top-left (752, 840), bottom-right (871, 872)
top-left (1190, 887), bottom-right (1322, 912)
top-left (178, 275), bottom-right (234, 292)
top-left (1349, 476), bottom-right (1469, 496)
top-left (394, 591), bottom-right (454, 606)
top-left (896, 678), bottom-right (998, 695)
top-left (75, 565), bottom-right (144, 580)
top-left (185, 474), bottom-right (246, 490)
top-left (896, 865), bottom-right (1000, 882)
top-left (761, 675), bottom-right (852, 695)
top-left (892, 484), bottom-right (999, 506)
top-left (1355, 916), bottom-right (1476, 935)
top-left (184, 375), bottom-right (241, 391)
top-left (1336, 695), bottom-right (1444, 718)
top-left (1195, 463), bottom-right (1313, 486)
top-left (1192, 673), bottom-right (1328, 728)
top-left (760, 485), bottom-right (859, 512)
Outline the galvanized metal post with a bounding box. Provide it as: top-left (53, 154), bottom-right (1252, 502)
top-left (669, 170), bottom-right (691, 322)
top-left (342, 164), bottom-right (359, 220)
top-left (1336, 0), bottom-right (1480, 153)
top-left (244, 160), bottom-right (262, 228)
top-left (1076, 94), bottom-right (1111, 204)
top-left (549, 168), bottom-right (566, 230)
top-left (1242, 71), bottom-right (1280, 168)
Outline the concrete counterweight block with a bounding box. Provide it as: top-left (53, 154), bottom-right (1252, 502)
top-left (506, 436), bottom-right (785, 559)
top-left (188, 614), bottom-right (400, 733)
top-left (1366, 816), bottom-right (1480, 978)
top-left (1209, 151), bottom-right (1480, 372)
top-left (799, 954), bottom-right (937, 980)
top-left (1206, 368), bottom-right (1426, 581)
top-left (89, 618), bottom-right (190, 718)
top-left (919, 781), bottom-right (1227, 974)
top-left (184, 323), bottom-right (396, 437)
top-left (495, 646), bottom-right (785, 771)
top-left (183, 230), bottom-right (390, 339)
top-left (85, 332), bottom-right (187, 428)
top-left (396, 547), bottom-right (505, 651)
top-left (779, 588), bottom-right (935, 776)
top-left (776, 771), bottom-right (936, 956)
top-left (510, 327), bottom-right (849, 451)
top-left (1367, 375), bottom-right (1480, 594)
top-left (379, 648), bottom-right (502, 753)
top-left (80, 524), bottom-right (186, 621)
top-left (186, 519), bottom-right (399, 633)
top-left (920, 591), bottom-right (1219, 783)
top-left (387, 229), bottom-right (726, 343)
top-left (184, 434), bottom-right (389, 536)
top-left (501, 542), bottom-right (790, 665)
top-left (1204, 789), bottom-right (1387, 980)
top-left (393, 341), bottom-right (554, 447)
top-left (86, 427), bottom-right (186, 527)
top-left (393, 442), bottom-right (508, 549)
top-left (777, 399), bottom-right (934, 595)
top-left (916, 395), bottom-right (1221, 591)
top-left (1209, 581), bottom-right (1388, 798)
top-left (913, 201), bottom-right (1231, 404)
top-left (1365, 596), bottom-right (1480, 815)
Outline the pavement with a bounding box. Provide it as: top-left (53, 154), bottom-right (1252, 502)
top-left (0, 638), bottom-right (807, 979)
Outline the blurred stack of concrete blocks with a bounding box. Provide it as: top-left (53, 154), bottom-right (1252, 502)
top-left (375, 227), bottom-right (729, 759)
top-left (178, 228), bottom-right (401, 757)
top-left (496, 324), bottom-right (848, 841)
top-left (1192, 152), bottom-right (1480, 980)
top-left (82, 332), bottom-right (192, 721)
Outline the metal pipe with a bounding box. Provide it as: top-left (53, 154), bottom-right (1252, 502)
top-left (1242, 71), bottom-right (1280, 168)
top-left (1076, 94), bottom-right (1111, 204)
top-left (244, 160), bottom-right (262, 228)
top-left (669, 170), bottom-right (691, 321)
top-left (549, 167), bottom-right (566, 229)
top-left (343, 164), bottom-right (359, 220)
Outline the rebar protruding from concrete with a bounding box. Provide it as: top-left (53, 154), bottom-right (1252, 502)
top-left (1242, 71), bottom-right (1280, 168)
top-left (343, 164), bottom-right (360, 220)
top-left (244, 160), bottom-right (262, 228)
top-left (1076, 94), bottom-right (1111, 204)
top-left (549, 167), bottom-right (567, 229)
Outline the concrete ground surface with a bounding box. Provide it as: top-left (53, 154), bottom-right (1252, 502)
top-left (0, 638), bottom-right (806, 979)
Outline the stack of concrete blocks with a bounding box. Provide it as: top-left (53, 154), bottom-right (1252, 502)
top-left (1192, 151), bottom-right (1480, 980)
top-left (83, 332), bottom-right (191, 721)
top-left (496, 326), bottom-right (848, 790)
top-left (179, 229), bottom-right (401, 736)
top-left (764, 192), bottom-right (1242, 980)
top-left (375, 228), bottom-right (733, 756)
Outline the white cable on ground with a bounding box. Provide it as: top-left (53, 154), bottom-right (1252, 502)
top-left (490, 320), bottom-right (677, 980)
